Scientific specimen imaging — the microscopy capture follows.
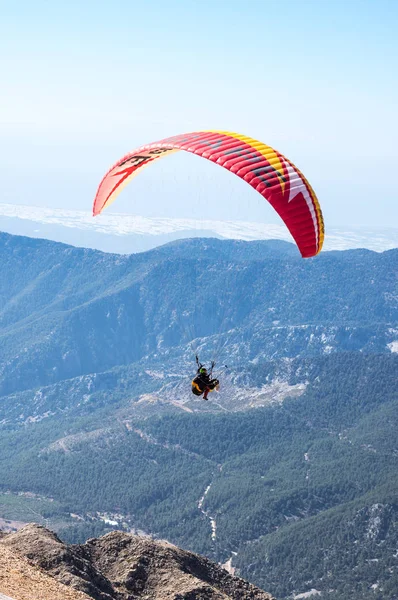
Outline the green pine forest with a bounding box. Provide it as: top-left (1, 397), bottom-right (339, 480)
top-left (0, 353), bottom-right (397, 599)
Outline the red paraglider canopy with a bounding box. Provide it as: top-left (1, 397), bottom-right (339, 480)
top-left (93, 130), bottom-right (324, 258)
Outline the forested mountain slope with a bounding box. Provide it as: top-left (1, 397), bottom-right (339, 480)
top-left (0, 232), bottom-right (397, 599)
top-left (0, 353), bottom-right (397, 598)
top-left (0, 232), bottom-right (397, 398)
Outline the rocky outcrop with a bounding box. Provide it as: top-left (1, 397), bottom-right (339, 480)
top-left (0, 524), bottom-right (273, 600)
top-left (0, 543), bottom-right (91, 600)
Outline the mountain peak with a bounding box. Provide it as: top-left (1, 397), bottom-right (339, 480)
top-left (0, 524), bottom-right (273, 599)
top-left (0, 528), bottom-right (91, 600)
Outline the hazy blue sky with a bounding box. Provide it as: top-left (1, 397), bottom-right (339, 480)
top-left (1, 0), bottom-right (397, 226)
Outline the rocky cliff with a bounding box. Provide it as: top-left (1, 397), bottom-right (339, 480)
top-left (0, 543), bottom-right (91, 600)
top-left (0, 524), bottom-right (273, 600)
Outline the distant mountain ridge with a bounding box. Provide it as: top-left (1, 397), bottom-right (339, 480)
top-left (1, 202), bottom-right (397, 253)
top-left (0, 232), bottom-right (397, 399)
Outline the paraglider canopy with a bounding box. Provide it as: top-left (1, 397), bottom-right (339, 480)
top-left (93, 130), bottom-right (324, 258)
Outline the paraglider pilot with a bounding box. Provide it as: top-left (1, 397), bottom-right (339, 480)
top-left (192, 356), bottom-right (219, 400)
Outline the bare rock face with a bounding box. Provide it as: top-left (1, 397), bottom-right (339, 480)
top-left (0, 543), bottom-right (91, 600)
top-left (0, 524), bottom-right (273, 600)
top-left (1, 525), bottom-right (114, 600)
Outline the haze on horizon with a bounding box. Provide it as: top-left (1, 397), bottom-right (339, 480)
top-left (1, 0), bottom-right (397, 229)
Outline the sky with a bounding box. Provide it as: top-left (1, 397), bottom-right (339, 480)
top-left (1, 0), bottom-right (397, 227)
